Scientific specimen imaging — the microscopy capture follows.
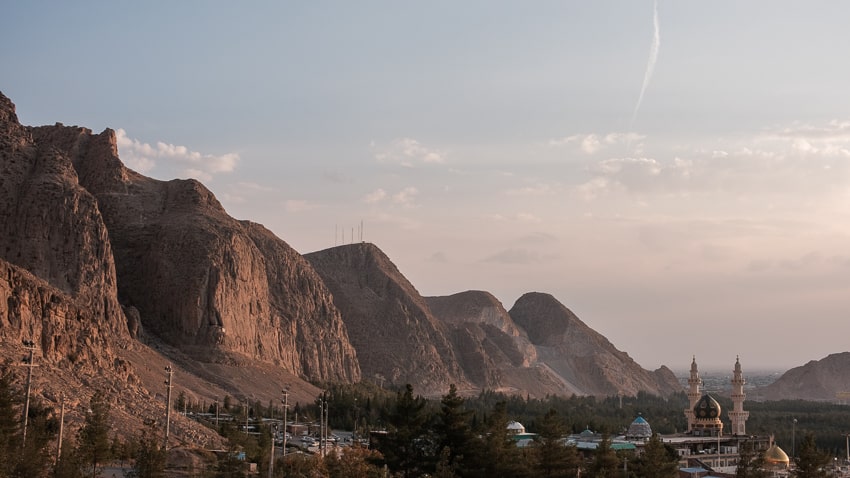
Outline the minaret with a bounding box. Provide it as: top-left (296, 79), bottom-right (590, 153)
top-left (685, 356), bottom-right (702, 432)
top-left (729, 356), bottom-right (749, 435)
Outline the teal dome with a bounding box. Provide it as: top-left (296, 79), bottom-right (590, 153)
top-left (627, 414), bottom-right (652, 438)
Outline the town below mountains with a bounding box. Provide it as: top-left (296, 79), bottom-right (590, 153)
top-left (1, 91), bottom-right (849, 445)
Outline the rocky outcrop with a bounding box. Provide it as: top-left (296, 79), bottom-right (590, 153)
top-left (426, 291), bottom-right (540, 390)
top-left (0, 92), bottom-right (129, 364)
top-left (306, 243), bottom-right (467, 395)
top-left (758, 352), bottom-right (850, 401)
top-left (509, 292), bottom-right (681, 397)
top-left (25, 121), bottom-right (360, 383)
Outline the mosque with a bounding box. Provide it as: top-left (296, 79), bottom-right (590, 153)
top-left (567, 357), bottom-right (791, 476)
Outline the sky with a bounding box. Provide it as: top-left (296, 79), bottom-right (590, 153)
top-left (3, 1), bottom-right (850, 372)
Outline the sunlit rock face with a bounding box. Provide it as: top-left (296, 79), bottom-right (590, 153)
top-left (0, 92), bottom-right (129, 365)
top-left (509, 292), bottom-right (681, 397)
top-left (306, 243), bottom-right (469, 395)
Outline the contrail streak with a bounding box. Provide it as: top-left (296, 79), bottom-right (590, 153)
top-left (630, 0), bottom-right (660, 131)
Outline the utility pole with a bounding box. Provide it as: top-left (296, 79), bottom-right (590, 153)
top-left (215, 397), bottom-right (219, 428)
top-left (282, 389), bottom-right (289, 457)
top-left (268, 423), bottom-right (276, 478)
top-left (56, 393), bottom-right (65, 464)
top-left (21, 339), bottom-right (37, 450)
top-left (164, 365), bottom-right (173, 450)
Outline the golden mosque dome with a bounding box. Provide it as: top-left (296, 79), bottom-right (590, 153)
top-left (764, 444), bottom-right (790, 467)
top-left (694, 394), bottom-right (721, 419)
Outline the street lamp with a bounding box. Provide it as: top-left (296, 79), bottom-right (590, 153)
top-left (792, 418), bottom-right (797, 459)
top-left (21, 339), bottom-right (37, 450)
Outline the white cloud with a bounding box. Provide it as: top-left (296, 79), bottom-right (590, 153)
top-left (392, 187), bottom-right (419, 206)
top-left (549, 132), bottom-right (646, 154)
top-left (284, 199), bottom-right (321, 212)
top-left (505, 182), bottom-right (554, 196)
top-left (482, 248), bottom-right (541, 264)
top-left (115, 128), bottom-right (239, 179)
top-left (363, 189), bottom-right (387, 204)
top-left (372, 137), bottom-right (445, 166)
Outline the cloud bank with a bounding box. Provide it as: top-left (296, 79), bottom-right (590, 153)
top-left (115, 129), bottom-right (239, 181)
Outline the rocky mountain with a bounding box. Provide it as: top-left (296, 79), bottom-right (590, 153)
top-left (509, 292), bottom-right (681, 397)
top-left (0, 92), bottom-right (129, 365)
top-left (305, 243), bottom-right (468, 395)
top-left (26, 120), bottom-right (359, 384)
top-left (757, 352), bottom-right (850, 401)
top-left (2, 89), bottom-right (695, 451)
top-left (308, 243), bottom-right (680, 398)
top-left (0, 91), bottom-right (350, 446)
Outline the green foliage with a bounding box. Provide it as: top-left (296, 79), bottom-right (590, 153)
top-left (735, 439), bottom-right (769, 478)
top-left (0, 370), bottom-right (20, 478)
top-left (54, 441), bottom-right (85, 478)
top-left (77, 391), bottom-right (112, 478)
top-left (793, 433), bottom-right (831, 478)
top-left (435, 384), bottom-right (475, 474)
top-left (630, 433), bottom-right (678, 478)
top-left (128, 424), bottom-right (167, 478)
top-left (380, 384), bottom-right (431, 477)
top-left (588, 435), bottom-right (620, 478)
top-left (532, 409), bottom-right (581, 477)
top-left (475, 401), bottom-right (530, 478)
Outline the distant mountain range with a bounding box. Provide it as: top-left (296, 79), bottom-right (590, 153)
top-left (0, 91), bottom-right (845, 442)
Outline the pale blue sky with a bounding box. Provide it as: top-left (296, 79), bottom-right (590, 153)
top-left (4, 1), bottom-right (850, 371)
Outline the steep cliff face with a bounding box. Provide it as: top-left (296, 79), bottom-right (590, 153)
top-left (306, 243), bottom-right (467, 395)
top-left (0, 92), bottom-right (129, 363)
top-left (759, 352), bottom-right (850, 401)
top-left (509, 292), bottom-right (680, 397)
top-left (25, 121), bottom-right (360, 383)
top-left (426, 291), bottom-right (540, 390)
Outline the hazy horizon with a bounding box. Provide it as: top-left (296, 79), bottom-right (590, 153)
top-left (4, 1), bottom-right (849, 372)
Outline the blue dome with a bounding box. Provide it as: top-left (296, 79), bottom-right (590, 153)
top-left (627, 414), bottom-right (652, 438)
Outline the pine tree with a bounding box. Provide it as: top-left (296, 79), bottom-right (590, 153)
top-left (78, 391), bottom-right (112, 478)
top-left (533, 408), bottom-right (580, 477)
top-left (476, 401), bottom-right (529, 478)
top-left (735, 440), bottom-right (769, 478)
top-left (0, 370), bottom-right (20, 478)
top-left (436, 384), bottom-right (475, 475)
top-left (631, 433), bottom-right (678, 478)
top-left (382, 384), bottom-right (429, 478)
top-left (588, 435), bottom-right (620, 478)
top-left (130, 423), bottom-right (167, 478)
top-left (793, 433), bottom-right (831, 478)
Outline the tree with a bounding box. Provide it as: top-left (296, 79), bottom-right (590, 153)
top-left (588, 435), bottom-right (619, 478)
top-left (533, 408), bottom-right (580, 477)
top-left (13, 400), bottom-right (58, 478)
top-left (735, 440), bottom-right (768, 478)
top-left (324, 446), bottom-right (384, 478)
top-left (793, 433), bottom-right (831, 478)
top-left (0, 370), bottom-right (20, 478)
top-left (631, 433), bottom-right (678, 478)
top-left (435, 384), bottom-right (475, 475)
top-left (129, 424), bottom-right (167, 478)
top-left (476, 401), bottom-right (529, 478)
top-left (382, 384), bottom-right (430, 477)
top-left (77, 391), bottom-right (112, 478)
